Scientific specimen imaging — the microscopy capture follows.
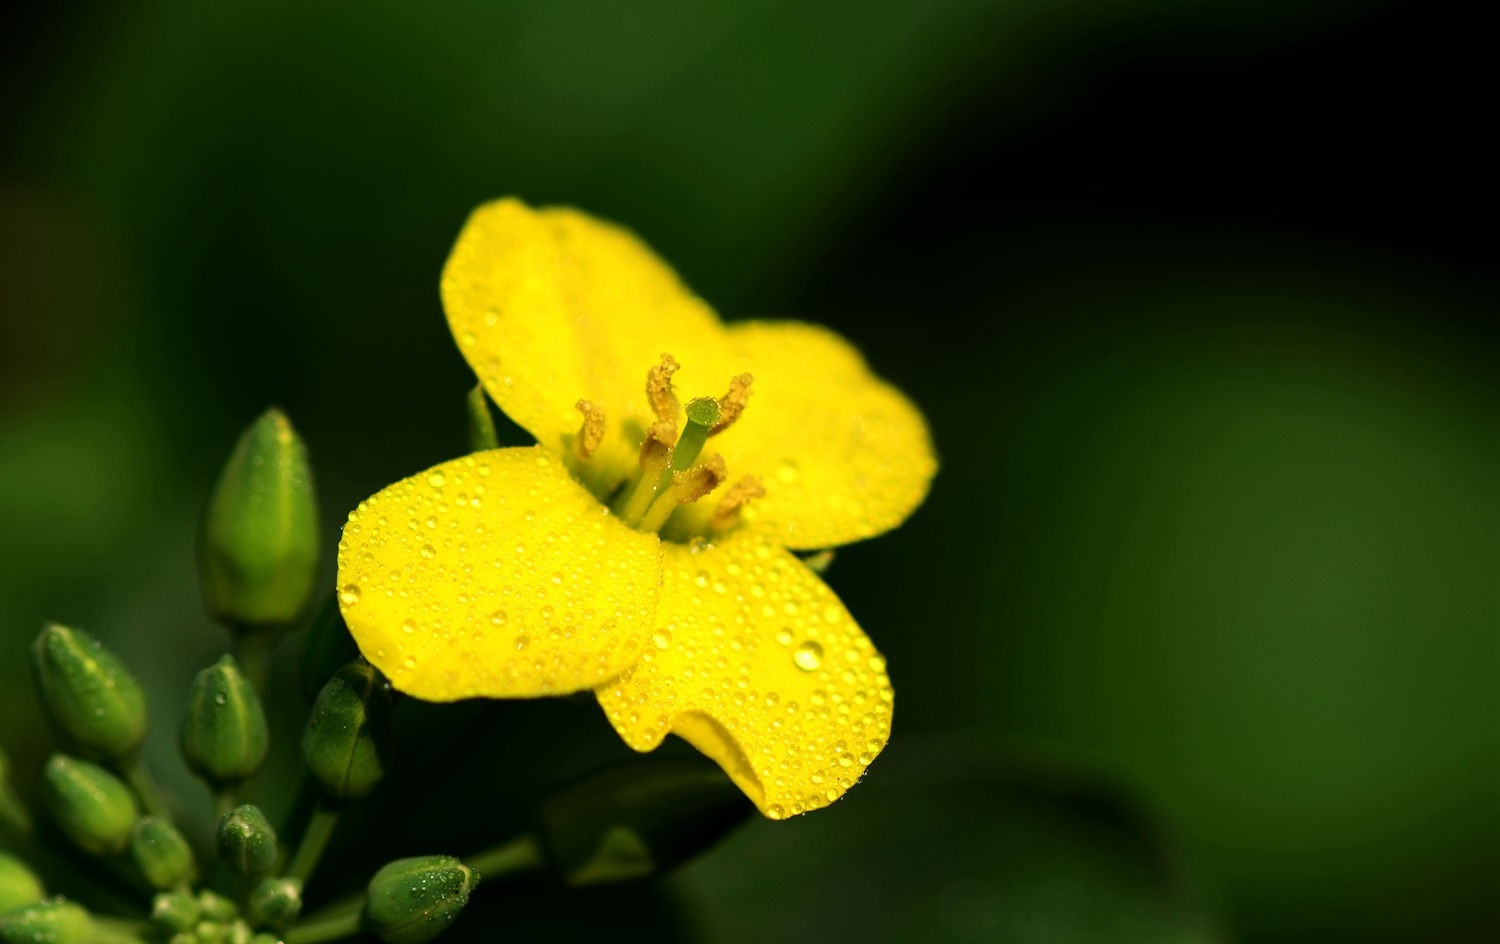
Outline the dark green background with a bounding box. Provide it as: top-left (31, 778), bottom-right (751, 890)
top-left (1, 2), bottom-right (1493, 942)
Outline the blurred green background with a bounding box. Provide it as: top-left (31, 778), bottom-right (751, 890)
top-left (1, 2), bottom-right (1494, 942)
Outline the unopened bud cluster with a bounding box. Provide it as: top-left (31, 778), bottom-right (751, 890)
top-left (1, 404), bottom-right (752, 944)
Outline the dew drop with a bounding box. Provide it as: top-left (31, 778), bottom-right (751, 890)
top-left (340, 584), bottom-right (362, 605)
top-left (652, 630), bottom-right (672, 650)
top-left (420, 544), bottom-right (437, 560)
top-left (401, 619), bottom-right (415, 635)
top-left (793, 641), bottom-right (824, 672)
top-left (402, 656), bottom-right (417, 670)
top-left (428, 471), bottom-right (447, 488)
top-left (775, 460), bottom-right (800, 484)
top-left (775, 629), bottom-right (794, 647)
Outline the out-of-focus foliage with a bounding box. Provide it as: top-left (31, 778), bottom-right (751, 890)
top-left (1, 1), bottom-right (1492, 942)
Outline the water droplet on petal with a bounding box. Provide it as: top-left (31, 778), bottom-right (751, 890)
top-left (428, 471), bottom-right (446, 488)
top-left (340, 584), bottom-right (362, 605)
top-left (793, 641), bottom-right (824, 672)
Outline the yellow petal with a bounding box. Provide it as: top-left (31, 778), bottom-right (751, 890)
top-left (337, 446), bottom-right (662, 701)
top-left (596, 533), bottom-right (894, 819)
top-left (442, 198), bottom-right (738, 493)
top-left (672, 321), bottom-right (937, 550)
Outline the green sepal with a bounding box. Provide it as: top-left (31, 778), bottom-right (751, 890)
top-left (537, 756), bottom-right (752, 886)
top-left (41, 755), bottom-right (138, 856)
top-left (365, 855), bottom-right (478, 944)
top-left (31, 624), bottom-right (147, 762)
top-left (151, 891), bottom-right (201, 932)
top-left (302, 661), bottom-right (395, 799)
top-left (466, 384), bottom-right (499, 452)
top-left (180, 655), bottom-right (269, 786)
top-left (0, 853), bottom-right (45, 915)
top-left (247, 876), bottom-right (302, 930)
top-left (299, 597), bottom-right (360, 704)
top-left (131, 816), bottom-right (198, 890)
top-left (199, 408), bottom-right (320, 634)
top-left (0, 898), bottom-right (91, 944)
top-left (217, 805), bottom-right (278, 877)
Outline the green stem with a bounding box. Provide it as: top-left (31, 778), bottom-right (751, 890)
top-left (464, 834), bottom-right (544, 879)
top-left (213, 787), bottom-right (238, 820)
top-left (285, 905), bottom-right (363, 944)
top-left (231, 632), bottom-right (275, 701)
top-left (0, 781), bottom-right (32, 836)
top-left (286, 799), bottom-right (341, 883)
top-left (118, 754), bottom-right (169, 819)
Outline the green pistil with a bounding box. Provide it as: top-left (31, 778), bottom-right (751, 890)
top-left (620, 398), bottom-right (721, 529)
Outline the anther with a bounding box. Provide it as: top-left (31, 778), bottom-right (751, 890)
top-left (673, 454), bottom-right (728, 505)
top-left (638, 420), bottom-right (674, 478)
top-left (573, 400), bottom-right (605, 461)
top-left (712, 475), bottom-right (766, 530)
top-left (711, 373), bottom-right (753, 435)
top-left (646, 354), bottom-right (681, 428)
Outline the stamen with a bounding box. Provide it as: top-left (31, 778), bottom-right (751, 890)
top-left (673, 454), bottom-right (728, 505)
top-left (712, 475), bottom-right (766, 530)
top-left (573, 399), bottom-right (605, 461)
top-left (639, 455), bottom-right (727, 533)
top-left (646, 354), bottom-right (681, 427)
top-left (711, 373), bottom-right (753, 435)
top-left (638, 420), bottom-right (675, 477)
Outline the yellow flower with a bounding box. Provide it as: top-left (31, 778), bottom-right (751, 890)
top-left (336, 199), bottom-right (936, 819)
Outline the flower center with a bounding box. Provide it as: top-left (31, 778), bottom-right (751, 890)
top-left (572, 354), bottom-right (761, 537)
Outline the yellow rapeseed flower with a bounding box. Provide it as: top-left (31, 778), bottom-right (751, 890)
top-left (337, 199), bottom-right (936, 819)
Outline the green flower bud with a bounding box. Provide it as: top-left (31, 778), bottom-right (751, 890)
top-left (537, 757), bottom-right (751, 886)
top-left (31, 624), bottom-right (147, 761)
top-left (247, 876), bottom-right (301, 930)
top-left (196, 890), bottom-right (238, 922)
top-left (196, 920), bottom-right (229, 944)
top-left (200, 408), bottom-right (320, 633)
top-left (180, 655), bottom-right (269, 785)
top-left (151, 891), bottom-right (200, 932)
top-left (0, 853), bottom-right (45, 915)
top-left (364, 856), bottom-right (478, 944)
top-left (217, 805), bottom-right (277, 877)
top-left (0, 898), bottom-right (92, 944)
top-left (130, 817), bottom-right (197, 890)
top-left (299, 598), bottom-right (359, 704)
top-left (41, 755), bottom-right (138, 855)
top-left (302, 662), bottom-right (394, 799)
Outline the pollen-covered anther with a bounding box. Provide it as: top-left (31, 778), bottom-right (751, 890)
top-left (646, 354), bottom-right (681, 427)
top-left (710, 373), bottom-right (754, 435)
top-left (638, 420), bottom-right (675, 478)
top-left (673, 454), bottom-right (728, 505)
top-left (712, 475), bottom-right (766, 530)
top-left (573, 399), bottom-right (606, 460)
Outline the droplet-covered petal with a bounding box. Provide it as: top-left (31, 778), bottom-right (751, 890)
top-left (337, 447), bottom-right (662, 700)
top-left (596, 534), bottom-right (893, 819)
top-left (672, 320), bottom-right (936, 550)
top-left (442, 199), bottom-right (738, 494)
